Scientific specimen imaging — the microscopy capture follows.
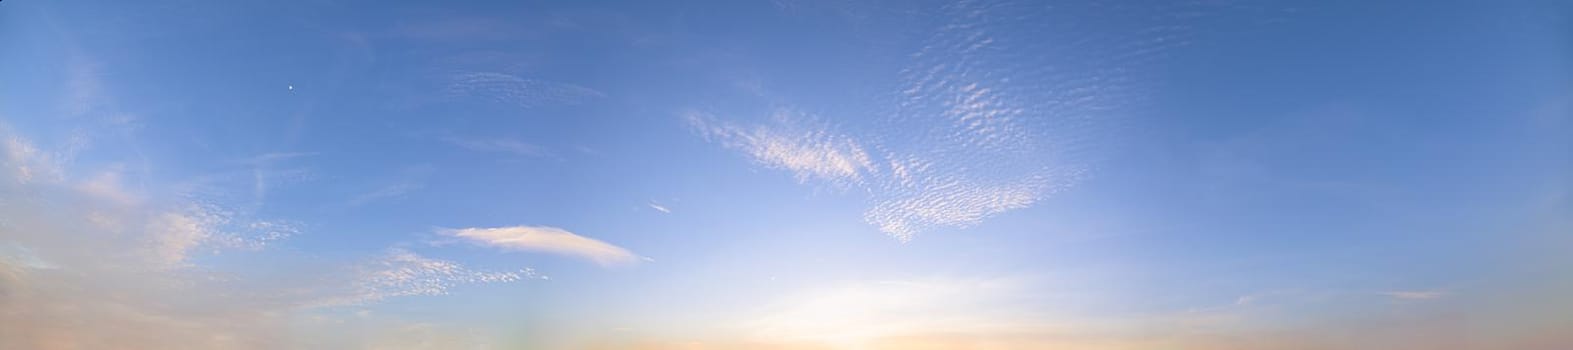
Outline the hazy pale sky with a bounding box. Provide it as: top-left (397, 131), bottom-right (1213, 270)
top-left (1, 0), bottom-right (1569, 349)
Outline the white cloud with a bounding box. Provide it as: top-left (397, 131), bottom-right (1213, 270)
top-left (2, 133), bottom-right (63, 184)
top-left (143, 211), bottom-right (219, 267)
top-left (337, 249), bottom-right (542, 305)
top-left (864, 176), bottom-right (1052, 241)
top-left (688, 110), bottom-right (874, 187)
top-left (440, 225), bottom-right (642, 267)
top-left (77, 169), bottom-right (139, 205)
top-left (689, 108), bottom-right (1084, 241)
top-left (686, 0), bottom-right (1178, 241)
top-left (648, 202), bottom-right (671, 213)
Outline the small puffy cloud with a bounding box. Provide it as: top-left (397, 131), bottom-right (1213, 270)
top-left (440, 226), bottom-right (641, 267)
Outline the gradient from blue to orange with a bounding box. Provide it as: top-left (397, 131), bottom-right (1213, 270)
top-left (0, 0), bottom-right (1568, 349)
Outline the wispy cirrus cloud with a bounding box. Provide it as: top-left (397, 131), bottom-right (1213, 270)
top-left (690, 0), bottom-right (1201, 241)
top-left (347, 165), bottom-right (434, 207)
top-left (444, 72), bottom-right (603, 109)
top-left (440, 225), bottom-right (642, 267)
top-left (240, 152), bottom-right (316, 206)
top-left (442, 136), bottom-right (552, 158)
top-left (688, 110), bottom-right (874, 187)
top-left (689, 108), bottom-right (1079, 241)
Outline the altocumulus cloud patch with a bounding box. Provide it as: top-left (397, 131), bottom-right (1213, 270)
top-left (691, 0), bottom-right (1197, 240)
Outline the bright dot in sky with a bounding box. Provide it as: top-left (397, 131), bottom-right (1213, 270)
top-left (287, 85), bottom-right (294, 91)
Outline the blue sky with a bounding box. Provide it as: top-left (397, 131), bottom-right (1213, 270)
top-left (1, 0), bottom-right (1569, 349)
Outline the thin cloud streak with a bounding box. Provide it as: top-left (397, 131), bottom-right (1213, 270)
top-left (648, 202), bottom-right (672, 213)
top-left (346, 165), bottom-right (434, 207)
top-left (444, 72), bottom-right (603, 109)
top-left (1381, 290), bottom-right (1446, 300)
top-left (443, 136), bottom-right (552, 157)
top-left (440, 225), bottom-right (642, 267)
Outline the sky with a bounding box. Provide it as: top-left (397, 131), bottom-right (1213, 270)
top-left (0, 0), bottom-right (1569, 349)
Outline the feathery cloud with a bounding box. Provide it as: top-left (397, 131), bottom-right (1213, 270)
top-left (689, 108), bottom-right (1081, 241)
top-left (440, 226), bottom-right (641, 267)
top-left (688, 110), bottom-right (874, 187)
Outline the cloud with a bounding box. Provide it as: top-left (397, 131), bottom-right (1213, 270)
top-left (443, 136), bottom-right (551, 157)
top-left (76, 169), bottom-right (139, 205)
top-left (0, 134), bottom-right (292, 347)
top-left (440, 226), bottom-right (642, 267)
top-left (398, 17), bottom-right (543, 42)
top-left (688, 110), bottom-right (874, 187)
top-left (347, 165), bottom-right (434, 207)
top-left (689, 108), bottom-right (1081, 241)
top-left (0, 41), bottom-right (543, 346)
top-left (444, 72), bottom-right (603, 109)
top-left (0, 122), bottom-right (543, 348)
top-left (648, 202), bottom-right (672, 213)
top-left (241, 152), bottom-right (317, 164)
top-left (1380, 290), bottom-right (1446, 300)
top-left (64, 55), bottom-right (106, 117)
top-left (689, 0), bottom-right (1202, 241)
top-left (2, 131), bottom-right (63, 184)
top-left (252, 166), bottom-right (313, 204)
top-left (320, 249), bottom-right (544, 306)
top-left (863, 171), bottom-right (1068, 241)
top-left (348, 182), bottom-right (423, 206)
